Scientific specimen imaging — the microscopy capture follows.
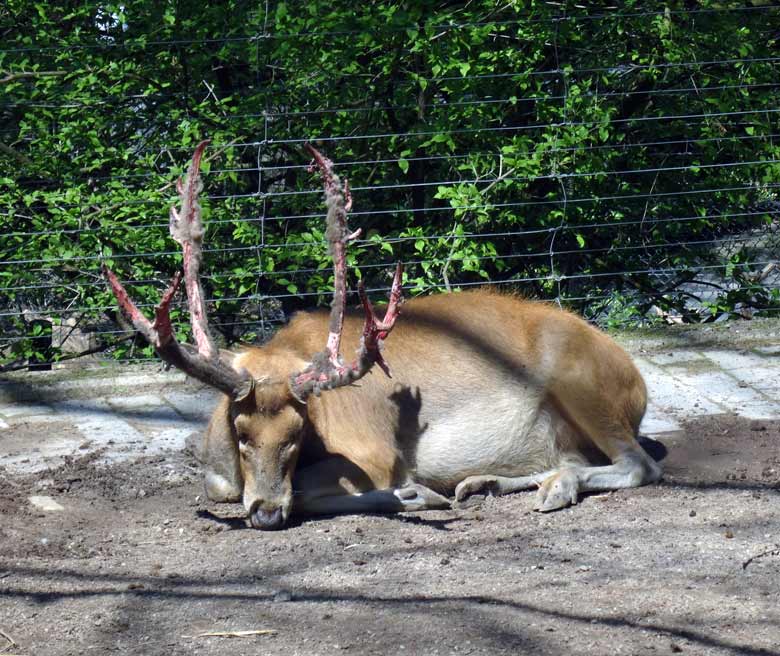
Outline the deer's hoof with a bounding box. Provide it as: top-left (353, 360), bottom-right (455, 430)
top-left (533, 470), bottom-right (579, 512)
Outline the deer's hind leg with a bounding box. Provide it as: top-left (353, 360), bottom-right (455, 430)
top-left (455, 374), bottom-right (662, 511)
top-left (532, 444), bottom-right (661, 511)
top-left (532, 357), bottom-right (662, 512)
top-left (453, 403), bottom-right (583, 504)
top-left (454, 430), bottom-right (661, 512)
top-left (455, 471), bottom-right (551, 502)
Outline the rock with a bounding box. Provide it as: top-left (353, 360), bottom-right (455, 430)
top-left (28, 495), bottom-right (64, 512)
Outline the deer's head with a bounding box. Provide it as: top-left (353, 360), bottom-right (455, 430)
top-left (104, 142), bottom-right (402, 530)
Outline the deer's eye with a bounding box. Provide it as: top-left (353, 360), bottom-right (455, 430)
top-left (281, 442), bottom-right (299, 462)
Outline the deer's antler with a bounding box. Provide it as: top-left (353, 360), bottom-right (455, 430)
top-left (104, 140), bottom-right (252, 399)
top-left (289, 144), bottom-right (403, 400)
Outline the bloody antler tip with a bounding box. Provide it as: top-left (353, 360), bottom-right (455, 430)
top-left (304, 143), bottom-right (334, 174)
top-left (102, 264), bottom-right (121, 289)
top-left (190, 139), bottom-right (211, 171)
top-left (303, 142), bottom-right (319, 156)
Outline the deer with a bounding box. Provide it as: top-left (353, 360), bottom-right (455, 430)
top-left (104, 140), bottom-right (662, 530)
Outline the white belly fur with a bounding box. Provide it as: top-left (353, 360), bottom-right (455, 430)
top-left (411, 383), bottom-right (570, 491)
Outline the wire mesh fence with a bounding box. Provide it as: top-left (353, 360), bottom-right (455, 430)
top-left (1, 3), bottom-right (779, 371)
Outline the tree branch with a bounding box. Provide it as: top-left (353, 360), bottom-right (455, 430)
top-left (0, 70), bottom-right (66, 84)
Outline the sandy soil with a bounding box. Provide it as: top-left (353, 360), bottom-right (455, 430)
top-left (1, 414), bottom-right (779, 656)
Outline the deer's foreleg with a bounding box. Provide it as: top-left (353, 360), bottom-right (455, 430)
top-left (292, 457), bottom-right (450, 516)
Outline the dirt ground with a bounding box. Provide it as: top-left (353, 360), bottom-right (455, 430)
top-left (1, 414), bottom-right (778, 656)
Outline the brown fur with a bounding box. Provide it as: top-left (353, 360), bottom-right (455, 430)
top-left (200, 289), bottom-right (660, 529)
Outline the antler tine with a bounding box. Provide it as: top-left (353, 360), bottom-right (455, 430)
top-left (355, 262), bottom-right (404, 378)
top-left (290, 145), bottom-right (404, 401)
top-left (169, 139), bottom-right (218, 362)
top-left (104, 141), bottom-right (252, 399)
top-left (303, 142), bottom-right (362, 370)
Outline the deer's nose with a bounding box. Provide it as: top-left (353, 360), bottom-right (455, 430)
top-left (248, 503), bottom-right (284, 530)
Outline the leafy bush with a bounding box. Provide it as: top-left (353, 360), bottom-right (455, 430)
top-left (1, 1), bottom-right (779, 367)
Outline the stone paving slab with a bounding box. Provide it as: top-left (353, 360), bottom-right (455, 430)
top-left (164, 389), bottom-right (222, 422)
top-left (0, 331), bottom-right (778, 473)
top-left (0, 402), bottom-right (55, 418)
top-left (645, 351), bottom-right (708, 366)
top-left (667, 368), bottom-right (775, 414)
top-left (634, 358), bottom-right (724, 421)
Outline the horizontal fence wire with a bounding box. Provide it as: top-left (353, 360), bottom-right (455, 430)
top-left (1, 259), bottom-right (774, 319)
top-left (3, 180), bottom-right (779, 256)
top-left (9, 129), bottom-right (780, 197)
top-left (4, 71), bottom-right (779, 116)
top-left (2, 211), bottom-right (772, 290)
top-left (2, 5), bottom-right (777, 54)
top-left (2, 4), bottom-right (780, 371)
top-left (3, 167), bottom-right (778, 244)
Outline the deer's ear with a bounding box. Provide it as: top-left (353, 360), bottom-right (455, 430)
top-left (233, 376), bottom-right (255, 403)
top-left (199, 397), bottom-right (243, 502)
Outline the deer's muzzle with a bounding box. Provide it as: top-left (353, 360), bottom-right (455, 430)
top-left (248, 502), bottom-right (285, 530)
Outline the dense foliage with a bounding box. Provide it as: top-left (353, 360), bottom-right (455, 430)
top-left (1, 1), bottom-right (779, 367)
